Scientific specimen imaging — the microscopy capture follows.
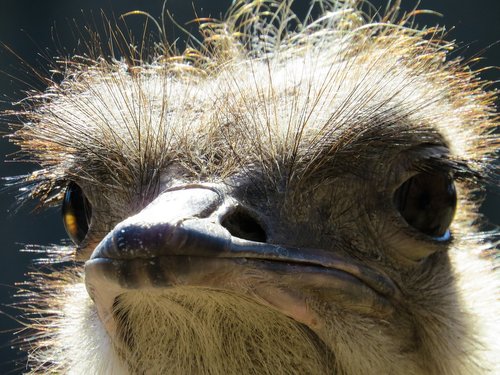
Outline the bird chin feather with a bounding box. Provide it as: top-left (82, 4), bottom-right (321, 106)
top-left (105, 287), bottom-right (333, 375)
top-left (36, 282), bottom-right (330, 374)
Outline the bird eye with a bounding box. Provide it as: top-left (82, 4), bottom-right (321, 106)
top-left (62, 182), bottom-right (92, 245)
top-left (393, 173), bottom-right (456, 238)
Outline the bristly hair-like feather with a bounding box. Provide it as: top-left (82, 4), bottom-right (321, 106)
top-left (6, 0), bottom-right (498, 209)
top-left (2, 0), bottom-right (499, 374)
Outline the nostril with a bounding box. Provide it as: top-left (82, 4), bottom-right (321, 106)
top-left (221, 209), bottom-right (267, 243)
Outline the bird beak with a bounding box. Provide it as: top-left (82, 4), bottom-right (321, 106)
top-left (85, 186), bottom-right (400, 338)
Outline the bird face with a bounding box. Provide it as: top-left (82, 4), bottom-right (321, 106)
top-left (54, 50), bottom-right (476, 372)
top-left (9, 1), bottom-right (498, 373)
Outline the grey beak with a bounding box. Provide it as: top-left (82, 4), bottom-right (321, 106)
top-left (90, 186), bottom-right (232, 261)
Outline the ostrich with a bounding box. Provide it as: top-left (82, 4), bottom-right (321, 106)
top-left (4, 0), bottom-right (499, 373)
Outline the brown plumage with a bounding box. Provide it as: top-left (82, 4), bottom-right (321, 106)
top-left (5, 0), bottom-right (499, 374)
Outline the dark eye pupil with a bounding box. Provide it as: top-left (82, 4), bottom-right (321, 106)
top-left (62, 182), bottom-right (92, 245)
top-left (394, 173), bottom-right (456, 238)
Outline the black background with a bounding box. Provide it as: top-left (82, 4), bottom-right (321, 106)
top-left (0, 1), bottom-right (498, 373)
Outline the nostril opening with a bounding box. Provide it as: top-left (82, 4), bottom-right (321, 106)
top-left (221, 209), bottom-right (267, 243)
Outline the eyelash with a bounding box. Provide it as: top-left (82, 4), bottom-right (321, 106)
top-left (412, 157), bottom-right (480, 183)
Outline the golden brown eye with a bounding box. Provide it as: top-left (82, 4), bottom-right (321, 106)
top-left (394, 173), bottom-right (456, 239)
top-left (62, 182), bottom-right (92, 245)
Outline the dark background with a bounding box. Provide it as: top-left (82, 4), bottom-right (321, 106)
top-left (0, 0), bottom-right (498, 373)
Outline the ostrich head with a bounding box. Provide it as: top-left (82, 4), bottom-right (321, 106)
top-left (5, 0), bottom-right (499, 374)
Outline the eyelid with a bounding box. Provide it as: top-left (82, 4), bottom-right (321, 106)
top-left (388, 145), bottom-right (478, 192)
top-left (412, 157), bottom-right (479, 182)
top-left (25, 180), bottom-right (67, 209)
